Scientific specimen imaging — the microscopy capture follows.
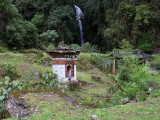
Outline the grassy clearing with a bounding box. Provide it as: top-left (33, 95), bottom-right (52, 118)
top-left (93, 96), bottom-right (160, 120)
top-left (6, 92), bottom-right (92, 120)
top-left (0, 52), bottom-right (50, 83)
top-left (73, 69), bottom-right (113, 108)
top-left (6, 94), bottom-right (160, 120)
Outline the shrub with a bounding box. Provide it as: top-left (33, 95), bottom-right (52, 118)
top-left (0, 64), bottom-right (20, 80)
top-left (23, 49), bottom-right (52, 65)
top-left (35, 70), bottom-right (58, 89)
top-left (0, 46), bottom-right (8, 53)
top-left (81, 42), bottom-right (98, 53)
top-left (90, 53), bottom-right (113, 72)
top-left (69, 44), bottom-right (81, 51)
top-left (0, 78), bottom-right (22, 113)
top-left (138, 42), bottom-right (152, 53)
top-left (111, 40), bottom-right (160, 103)
top-left (40, 30), bottom-right (58, 50)
top-left (77, 53), bottom-right (93, 71)
top-left (150, 54), bottom-right (160, 70)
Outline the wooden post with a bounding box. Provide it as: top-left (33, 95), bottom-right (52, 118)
top-left (112, 59), bottom-right (116, 74)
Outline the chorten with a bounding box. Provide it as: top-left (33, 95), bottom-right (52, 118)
top-left (47, 42), bottom-right (80, 83)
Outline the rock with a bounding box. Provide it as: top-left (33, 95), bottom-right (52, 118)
top-left (120, 98), bottom-right (130, 105)
top-left (45, 61), bottom-right (49, 66)
top-left (5, 94), bottom-right (31, 118)
top-left (90, 115), bottom-right (100, 120)
top-left (144, 101), bottom-right (154, 104)
top-left (91, 75), bottom-right (101, 81)
top-left (17, 99), bottom-right (30, 108)
top-left (34, 72), bottom-right (40, 77)
top-left (68, 81), bottom-right (82, 90)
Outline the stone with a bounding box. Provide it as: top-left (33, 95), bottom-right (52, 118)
top-left (68, 81), bottom-right (81, 91)
top-left (144, 101), bottom-right (154, 104)
top-left (5, 94), bottom-right (31, 118)
top-left (90, 115), bottom-right (100, 120)
top-left (91, 75), bottom-right (101, 81)
top-left (120, 98), bottom-right (130, 105)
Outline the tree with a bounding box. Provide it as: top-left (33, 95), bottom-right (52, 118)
top-left (40, 30), bottom-right (58, 49)
top-left (0, 0), bottom-right (19, 34)
top-left (6, 18), bottom-right (38, 50)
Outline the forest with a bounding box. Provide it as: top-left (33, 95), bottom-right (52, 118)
top-left (0, 0), bottom-right (160, 52)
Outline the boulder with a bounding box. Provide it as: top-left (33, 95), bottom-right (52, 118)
top-left (91, 75), bottom-right (101, 81)
top-left (5, 94), bottom-right (31, 118)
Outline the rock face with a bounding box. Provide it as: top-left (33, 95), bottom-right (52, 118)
top-left (5, 94), bottom-right (31, 118)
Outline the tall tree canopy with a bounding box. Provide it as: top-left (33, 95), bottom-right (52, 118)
top-left (0, 0), bottom-right (160, 52)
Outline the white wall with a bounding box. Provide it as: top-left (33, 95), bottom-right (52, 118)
top-left (52, 64), bottom-right (77, 83)
top-left (52, 64), bottom-right (65, 82)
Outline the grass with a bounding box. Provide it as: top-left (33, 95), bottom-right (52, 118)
top-left (6, 92), bottom-right (92, 120)
top-left (73, 69), bottom-right (114, 108)
top-left (77, 53), bottom-right (94, 71)
top-left (92, 96), bottom-right (160, 120)
top-left (150, 54), bottom-right (160, 71)
top-left (0, 52), bottom-right (50, 83)
top-left (6, 94), bottom-right (160, 120)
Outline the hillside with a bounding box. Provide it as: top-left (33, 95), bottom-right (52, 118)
top-left (0, 51), bottom-right (160, 120)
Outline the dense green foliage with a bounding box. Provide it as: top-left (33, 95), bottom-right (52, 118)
top-left (0, 0), bottom-right (159, 52)
top-left (111, 41), bottom-right (160, 105)
top-left (0, 64), bottom-right (22, 113)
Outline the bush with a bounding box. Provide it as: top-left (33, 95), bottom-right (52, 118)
top-left (138, 42), bottom-right (152, 53)
top-left (90, 53), bottom-right (113, 72)
top-left (114, 54), bottom-right (160, 102)
top-left (23, 49), bottom-right (52, 65)
top-left (0, 78), bottom-right (22, 114)
top-left (69, 44), bottom-right (81, 51)
top-left (69, 42), bottom-right (98, 53)
top-left (34, 70), bottom-right (58, 89)
top-left (150, 54), bottom-right (160, 70)
top-left (40, 30), bottom-right (58, 50)
top-left (0, 46), bottom-right (8, 53)
top-left (81, 42), bottom-right (98, 53)
top-left (0, 64), bottom-right (20, 80)
top-left (77, 53), bottom-right (93, 71)
top-left (111, 40), bottom-right (160, 103)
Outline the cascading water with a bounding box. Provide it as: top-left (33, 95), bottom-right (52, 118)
top-left (74, 5), bottom-right (84, 46)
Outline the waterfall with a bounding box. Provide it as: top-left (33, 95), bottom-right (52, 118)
top-left (74, 5), bottom-right (84, 46)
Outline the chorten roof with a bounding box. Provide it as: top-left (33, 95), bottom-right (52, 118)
top-left (47, 42), bottom-right (80, 56)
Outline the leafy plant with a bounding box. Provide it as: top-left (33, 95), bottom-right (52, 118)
top-left (36, 70), bottom-right (58, 89)
top-left (0, 64), bottom-right (20, 80)
top-left (0, 78), bottom-right (22, 113)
